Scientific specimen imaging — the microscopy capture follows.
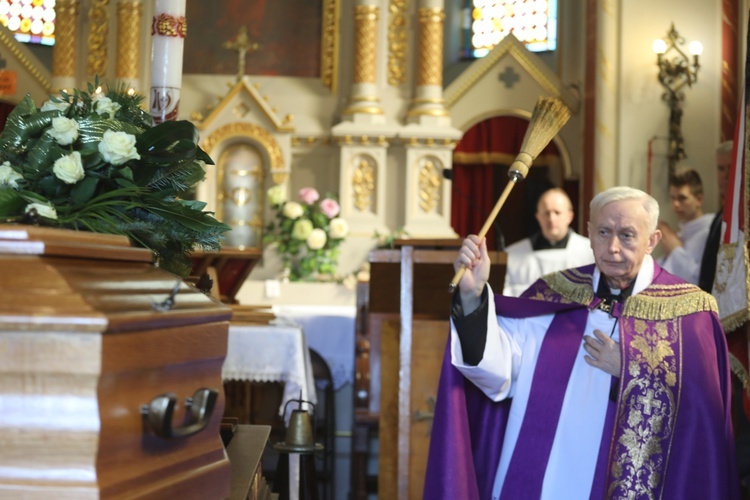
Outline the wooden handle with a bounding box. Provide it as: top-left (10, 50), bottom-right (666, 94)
top-left (449, 179), bottom-right (519, 292)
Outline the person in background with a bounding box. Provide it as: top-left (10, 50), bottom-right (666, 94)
top-left (657, 169), bottom-right (714, 285)
top-left (424, 186), bottom-right (739, 500)
top-left (699, 140), bottom-right (733, 292)
top-left (502, 187), bottom-right (594, 296)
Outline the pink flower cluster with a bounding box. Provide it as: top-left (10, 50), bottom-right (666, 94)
top-left (299, 187), bottom-right (340, 218)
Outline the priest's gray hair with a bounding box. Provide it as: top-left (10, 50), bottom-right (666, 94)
top-left (589, 186), bottom-right (659, 233)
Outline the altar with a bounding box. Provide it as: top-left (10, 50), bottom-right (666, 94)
top-left (236, 281), bottom-right (357, 393)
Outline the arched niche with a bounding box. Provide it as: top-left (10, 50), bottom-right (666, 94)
top-left (199, 122), bottom-right (287, 249)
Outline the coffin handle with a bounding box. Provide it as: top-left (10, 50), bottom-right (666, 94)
top-left (141, 388), bottom-right (218, 439)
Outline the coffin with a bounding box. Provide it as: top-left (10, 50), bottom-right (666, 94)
top-left (0, 225), bottom-right (232, 499)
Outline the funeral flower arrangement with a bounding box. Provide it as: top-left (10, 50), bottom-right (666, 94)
top-left (0, 81), bottom-right (230, 277)
top-left (263, 185), bottom-right (349, 281)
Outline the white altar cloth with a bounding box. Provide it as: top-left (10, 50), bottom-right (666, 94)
top-left (222, 324), bottom-right (317, 422)
top-left (271, 305), bottom-right (356, 391)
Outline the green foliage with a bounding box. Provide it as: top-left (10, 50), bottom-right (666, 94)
top-left (0, 80), bottom-right (230, 277)
top-left (263, 187), bottom-right (349, 282)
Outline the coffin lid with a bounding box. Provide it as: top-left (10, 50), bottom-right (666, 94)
top-left (0, 225), bottom-right (232, 333)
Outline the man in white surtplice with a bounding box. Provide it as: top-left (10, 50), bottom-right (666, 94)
top-left (657, 168), bottom-right (714, 285)
top-left (502, 187), bottom-right (594, 296)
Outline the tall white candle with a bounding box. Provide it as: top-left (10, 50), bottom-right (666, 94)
top-left (150, 0), bottom-right (186, 123)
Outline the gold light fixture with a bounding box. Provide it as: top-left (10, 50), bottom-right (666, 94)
top-left (653, 23), bottom-right (702, 175)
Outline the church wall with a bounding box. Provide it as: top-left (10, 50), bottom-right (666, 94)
top-left (616, 2), bottom-right (723, 223)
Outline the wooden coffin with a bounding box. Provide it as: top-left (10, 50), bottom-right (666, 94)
top-left (0, 225), bottom-right (232, 499)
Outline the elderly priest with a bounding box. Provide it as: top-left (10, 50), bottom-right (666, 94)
top-left (424, 186), bottom-right (739, 499)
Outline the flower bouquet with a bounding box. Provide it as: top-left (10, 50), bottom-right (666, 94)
top-left (0, 80), bottom-right (230, 277)
top-left (263, 185), bottom-right (349, 281)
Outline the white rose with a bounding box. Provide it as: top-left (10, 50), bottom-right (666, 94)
top-left (267, 184), bottom-right (287, 205)
top-left (53, 151), bottom-right (85, 184)
top-left (40, 99), bottom-right (70, 113)
top-left (329, 217), bottom-right (349, 239)
top-left (47, 116), bottom-right (79, 146)
top-left (282, 201), bottom-right (304, 219)
top-left (98, 130), bottom-right (141, 166)
top-left (95, 96), bottom-right (121, 118)
top-left (306, 228), bottom-right (327, 250)
top-left (0, 162), bottom-right (22, 189)
top-left (25, 202), bottom-right (57, 220)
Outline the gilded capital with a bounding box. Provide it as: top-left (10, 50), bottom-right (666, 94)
top-left (116, 0), bottom-right (143, 80)
top-left (353, 5), bottom-right (379, 84)
top-left (52, 0), bottom-right (80, 78)
top-left (416, 7), bottom-right (445, 86)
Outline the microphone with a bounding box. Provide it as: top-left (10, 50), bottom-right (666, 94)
top-left (443, 168), bottom-right (506, 251)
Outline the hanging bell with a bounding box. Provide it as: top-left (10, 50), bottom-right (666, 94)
top-left (274, 397), bottom-right (324, 454)
top-left (273, 397), bottom-right (324, 500)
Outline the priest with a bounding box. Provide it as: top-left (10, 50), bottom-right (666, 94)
top-left (503, 187), bottom-right (594, 296)
top-left (424, 186), bottom-right (739, 499)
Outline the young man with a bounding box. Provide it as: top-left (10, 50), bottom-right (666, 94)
top-left (424, 186), bottom-right (739, 500)
top-left (502, 187), bottom-right (594, 296)
top-left (657, 169), bottom-right (714, 285)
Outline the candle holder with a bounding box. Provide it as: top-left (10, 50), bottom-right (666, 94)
top-left (653, 23), bottom-right (702, 175)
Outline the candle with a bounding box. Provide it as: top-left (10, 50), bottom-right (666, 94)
top-left (150, 0), bottom-right (186, 123)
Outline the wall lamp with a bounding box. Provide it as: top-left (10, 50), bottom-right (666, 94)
top-left (653, 23), bottom-right (702, 175)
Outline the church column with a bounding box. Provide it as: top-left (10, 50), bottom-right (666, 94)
top-left (51, 0), bottom-right (80, 92)
top-left (342, 1), bottom-right (384, 119)
top-left (406, 0), bottom-right (449, 125)
top-left (86, 0), bottom-right (109, 79)
top-left (399, 0), bottom-right (459, 238)
top-left (115, 0), bottom-right (143, 92)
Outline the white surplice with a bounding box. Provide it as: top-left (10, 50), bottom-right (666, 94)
top-left (503, 232), bottom-right (595, 297)
top-left (660, 213), bottom-right (714, 285)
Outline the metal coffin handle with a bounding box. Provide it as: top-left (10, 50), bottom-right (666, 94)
top-left (141, 388), bottom-right (218, 439)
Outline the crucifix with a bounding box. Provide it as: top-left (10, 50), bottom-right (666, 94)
top-left (223, 26), bottom-right (260, 82)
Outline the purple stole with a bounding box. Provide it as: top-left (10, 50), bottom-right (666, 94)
top-left (423, 264), bottom-right (740, 500)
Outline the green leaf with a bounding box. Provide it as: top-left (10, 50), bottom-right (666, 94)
top-left (0, 188), bottom-right (26, 216)
top-left (0, 94), bottom-right (36, 151)
top-left (196, 147), bottom-right (214, 165)
top-left (144, 199), bottom-right (232, 233)
top-left (77, 116), bottom-right (144, 144)
top-left (115, 177), bottom-right (137, 189)
top-left (70, 176), bottom-right (99, 206)
top-left (180, 199), bottom-right (208, 211)
top-left (26, 135), bottom-right (66, 173)
top-left (136, 120), bottom-right (198, 158)
top-left (118, 166), bottom-right (134, 181)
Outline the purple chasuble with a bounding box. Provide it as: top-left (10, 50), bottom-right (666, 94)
top-left (423, 264), bottom-right (740, 500)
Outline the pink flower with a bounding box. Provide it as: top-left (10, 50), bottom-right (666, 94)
top-left (299, 187), bottom-right (319, 204)
top-left (319, 198), bottom-right (340, 218)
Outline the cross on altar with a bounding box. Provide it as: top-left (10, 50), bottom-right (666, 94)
top-left (498, 66), bottom-right (520, 88)
top-left (223, 26), bottom-right (260, 82)
top-left (637, 389), bottom-right (662, 415)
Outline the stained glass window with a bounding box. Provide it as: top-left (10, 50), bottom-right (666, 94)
top-left (0, 0), bottom-right (55, 46)
top-left (463, 0), bottom-right (557, 58)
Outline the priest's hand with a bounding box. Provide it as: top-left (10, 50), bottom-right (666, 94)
top-left (583, 329), bottom-right (621, 377)
top-left (455, 235), bottom-right (490, 315)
